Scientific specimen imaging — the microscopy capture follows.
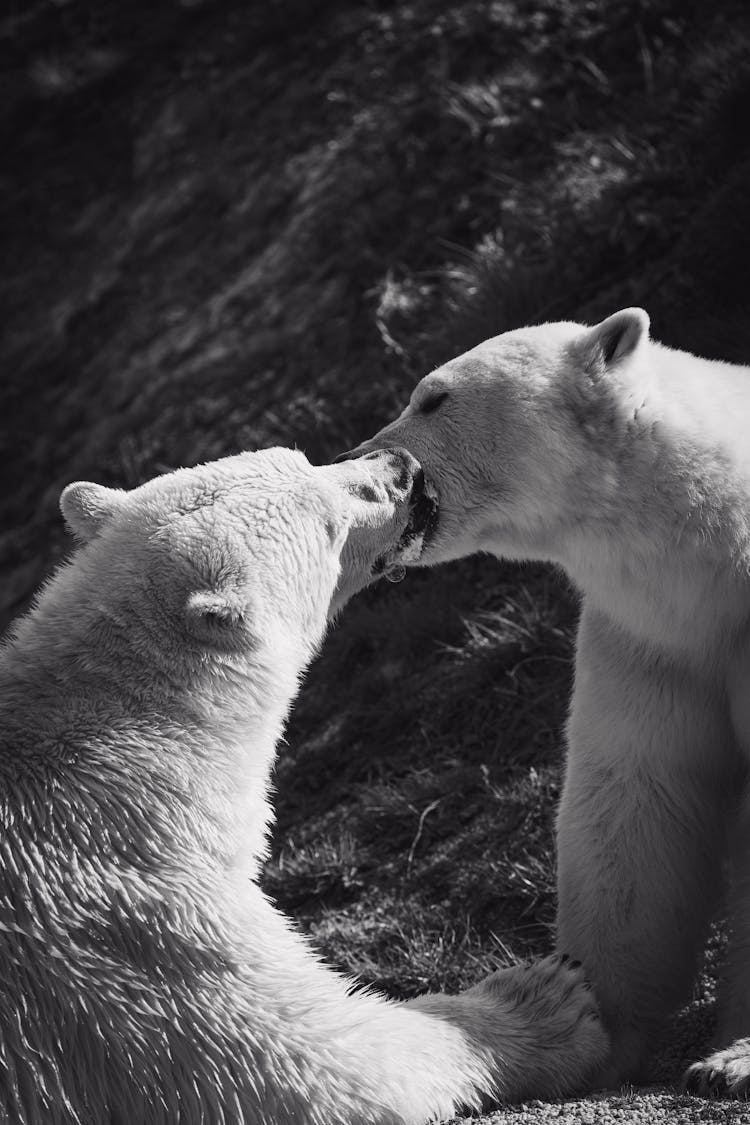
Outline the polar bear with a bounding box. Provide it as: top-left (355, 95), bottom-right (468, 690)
top-left (340, 309), bottom-right (750, 1098)
top-left (0, 446), bottom-right (605, 1124)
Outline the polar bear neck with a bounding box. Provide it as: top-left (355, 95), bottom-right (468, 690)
top-left (528, 342), bottom-right (750, 663)
top-left (0, 553), bottom-right (310, 889)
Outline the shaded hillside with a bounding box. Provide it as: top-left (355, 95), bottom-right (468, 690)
top-left (3, 0), bottom-right (750, 1119)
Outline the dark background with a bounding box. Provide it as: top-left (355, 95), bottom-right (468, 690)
top-left (3, 0), bottom-right (750, 1109)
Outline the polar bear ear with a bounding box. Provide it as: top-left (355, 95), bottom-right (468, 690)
top-left (580, 308), bottom-right (650, 369)
top-left (60, 482), bottom-right (124, 543)
top-left (184, 588), bottom-right (249, 645)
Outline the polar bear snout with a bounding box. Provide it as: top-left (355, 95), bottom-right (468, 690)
top-left (328, 448), bottom-right (438, 614)
top-left (341, 446), bottom-right (423, 506)
top-left (336, 445), bottom-right (440, 563)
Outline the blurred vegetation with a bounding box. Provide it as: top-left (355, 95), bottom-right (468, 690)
top-left (3, 0), bottom-right (750, 1112)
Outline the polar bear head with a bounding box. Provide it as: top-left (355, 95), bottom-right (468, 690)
top-left (340, 309), bottom-right (651, 567)
top-left (58, 447), bottom-right (426, 666)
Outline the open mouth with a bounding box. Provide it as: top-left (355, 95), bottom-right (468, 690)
top-left (373, 467), bottom-right (439, 580)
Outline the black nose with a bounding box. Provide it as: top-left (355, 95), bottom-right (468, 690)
top-left (339, 446), bottom-right (421, 497)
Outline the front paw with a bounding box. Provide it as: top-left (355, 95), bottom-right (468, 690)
top-left (464, 953), bottom-right (609, 1102)
top-left (684, 1039), bottom-right (750, 1098)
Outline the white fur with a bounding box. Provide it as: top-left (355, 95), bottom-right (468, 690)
top-left (0, 447), bottom-right (605, 1123)
top-left (351, 309), bottom-right (750, 1096)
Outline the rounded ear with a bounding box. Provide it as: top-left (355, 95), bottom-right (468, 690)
top-left (184, 589), bottom-right (249, 647)
top-left (59, 482), bottom-right (125, 543)
top-left (580, 308), bottom-right (650, 369)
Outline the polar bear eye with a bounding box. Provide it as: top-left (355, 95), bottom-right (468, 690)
top-left (419, 391), bottom-right (448, 415)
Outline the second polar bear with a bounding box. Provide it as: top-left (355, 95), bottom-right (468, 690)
top-left (343, 309), bottom-right (750, 1097)
top-left (0, 446), bottom-right (605, 1124)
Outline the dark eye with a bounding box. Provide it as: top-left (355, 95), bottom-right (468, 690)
top-left (419, 391), bottom-right (448, 415)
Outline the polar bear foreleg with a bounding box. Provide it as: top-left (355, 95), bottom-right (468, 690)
top-left (682, 791), bottom-right (750, 1097)
top-left (229, 886), bottom-right (606, 1122)
top-left (718, 634), bottom-right (750, 1044)
top-left (556, 607), bottom-right (731, 1087)
top-left (683, 655), bottom-right (750, 1098)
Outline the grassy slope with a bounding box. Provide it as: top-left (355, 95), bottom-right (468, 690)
top-left (3, 0), bottom-right (750, 1119)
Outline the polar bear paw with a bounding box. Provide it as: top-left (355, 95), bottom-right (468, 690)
top-left (684, 1039), bottom-right (750, 1098)
top-left (463, 953), bottom-right (608, 1102)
